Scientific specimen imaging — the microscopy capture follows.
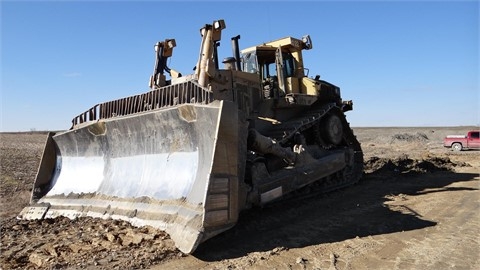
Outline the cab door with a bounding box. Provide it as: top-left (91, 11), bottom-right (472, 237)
top-left (467, 131), bottom-right (480, 148)
top-left (275, 46), bottom-right (286, 97)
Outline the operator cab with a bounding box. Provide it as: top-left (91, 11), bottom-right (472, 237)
top-left (240, 36), bottom-right (312, 99)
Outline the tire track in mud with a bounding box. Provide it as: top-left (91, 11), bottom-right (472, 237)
top-left (391, 181), bottom-right (480, 269)
top-left (306, 172), bottom-right (480, 270)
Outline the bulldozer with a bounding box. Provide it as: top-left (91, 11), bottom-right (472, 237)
top-left (19, 19), bottom-right (363, 254)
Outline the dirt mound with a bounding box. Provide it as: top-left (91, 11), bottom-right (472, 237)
top-left (391, 132), bottom-right (429, 143)
top-left (364, 155), bottom-right (468, 174)
top-left (0, 217), bottom-right (182, 270)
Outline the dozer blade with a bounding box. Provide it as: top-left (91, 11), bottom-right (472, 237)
top-left (19, 100), bottom-right (244, 254)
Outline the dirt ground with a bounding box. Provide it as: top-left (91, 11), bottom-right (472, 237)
top-left (1, 127), bottom-right (479, 269)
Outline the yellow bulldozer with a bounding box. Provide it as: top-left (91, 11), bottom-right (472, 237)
top-left (19, 19), bottom-right (363, 253)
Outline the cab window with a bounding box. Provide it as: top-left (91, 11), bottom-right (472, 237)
top-left (259, 52), bottom-right (295, 79)
top-left (283, 53), bottom-right (295, 77)
top-left (242, 52), bottom-right (258, 74)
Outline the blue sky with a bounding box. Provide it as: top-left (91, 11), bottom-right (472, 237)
top-left (1, 1), bottom-right (478, 131)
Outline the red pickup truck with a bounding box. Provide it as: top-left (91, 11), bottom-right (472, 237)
top-left (443, 131), bottom-right (480, 151)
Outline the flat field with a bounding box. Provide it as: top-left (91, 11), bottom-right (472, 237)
top-left (1, 127), bottom-right (478, 269)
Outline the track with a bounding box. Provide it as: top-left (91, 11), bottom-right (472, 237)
top-left (255, 104), bottom-right (364, 205)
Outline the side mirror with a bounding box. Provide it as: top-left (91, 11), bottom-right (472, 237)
top-left (302, 35), bottom-right (312, 50)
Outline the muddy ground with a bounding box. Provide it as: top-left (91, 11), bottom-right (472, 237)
top-left (1, 127), bottom-right (479, 269)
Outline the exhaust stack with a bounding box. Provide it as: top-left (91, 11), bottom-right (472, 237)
top-left (231, 35), bottom-right (241, 71)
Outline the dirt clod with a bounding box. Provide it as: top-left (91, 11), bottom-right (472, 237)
top-left (0, 216), bottom-right (179, 269)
